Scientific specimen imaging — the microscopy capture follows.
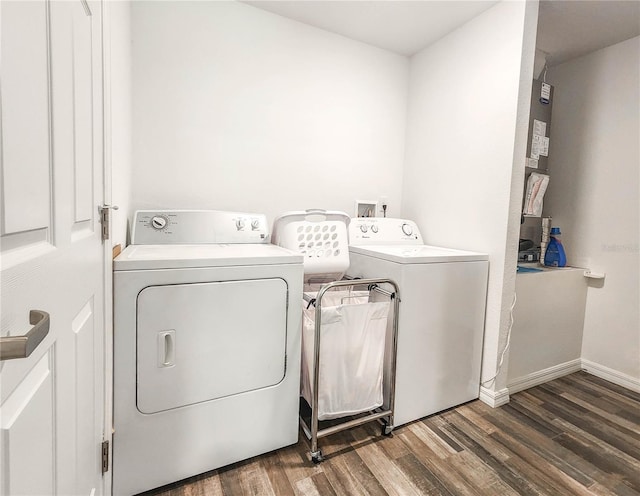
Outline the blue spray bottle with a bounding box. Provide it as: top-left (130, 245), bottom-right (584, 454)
top-left (544, 227), bottom-right (567, 267)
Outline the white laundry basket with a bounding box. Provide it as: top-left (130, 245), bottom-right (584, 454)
top-left (271, 209), bottom-right (351, 283)
top-left (301, 290), bottom-right (389, 420)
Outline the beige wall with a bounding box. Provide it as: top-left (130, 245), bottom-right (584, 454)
top-left (130, 1), bottom-right (408, 224)
top-left (546, 36), bottom-right (640, 386)
top-left (401, 0), bottom-right (539, 394)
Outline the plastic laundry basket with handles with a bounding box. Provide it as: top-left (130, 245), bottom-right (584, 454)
top-left (271, 209), bottom-right (350, 283)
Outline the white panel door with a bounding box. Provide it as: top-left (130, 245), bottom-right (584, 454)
top-left (0, 1), bottom-right (107, 495)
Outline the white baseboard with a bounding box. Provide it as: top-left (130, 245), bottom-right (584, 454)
top-left (507, 359), bottom-right (582, 395)
top-left (581, 359), bottom-right (640, 393)
top-left (479, 386), bottom-right (510, 407)
top-left (478, 359), bottom-right (638, 408)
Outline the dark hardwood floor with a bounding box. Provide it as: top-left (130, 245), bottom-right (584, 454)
top-left (142, 372), bottom-right (640, 496)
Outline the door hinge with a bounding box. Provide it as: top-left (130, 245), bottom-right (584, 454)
top-left (99, 205), bottom-right (118, 242)
top-left (101, 440), bottom-right (110, 474)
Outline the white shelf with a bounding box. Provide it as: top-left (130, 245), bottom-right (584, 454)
top-left (584, 270), bottom-right (606, 280)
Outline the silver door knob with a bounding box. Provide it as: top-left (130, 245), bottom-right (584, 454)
top-left (0, 310), bottom-right (50, 361)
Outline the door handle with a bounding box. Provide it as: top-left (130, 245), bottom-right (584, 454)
top-left (0, 310), bottom-right (50, 361)
top-left (157, 330), bottom-right (175, 367)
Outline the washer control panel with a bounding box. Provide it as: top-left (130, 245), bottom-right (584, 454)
top-left (131, 210), bottom-right (269, 244)
top-left (349, 218), bottom-right (423, 246)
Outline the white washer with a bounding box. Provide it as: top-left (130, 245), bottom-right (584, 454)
top-left (347, 218), bottom-right (489, 427)
top-left (113, 210), bottom-right (303, 495)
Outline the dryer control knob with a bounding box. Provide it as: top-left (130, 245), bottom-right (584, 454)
top-left (151, 216), bottom-right (167, 230)
top-left (371, 225), bottom-right (379, 234)
top-left (251, 219), bottom-right (261, 231)
top-left (401, 223), bottom-right (413, 236)
top-left (360, 224), bottom-right (368, 233)
top-left (236, 218), bottom-right (246, 231)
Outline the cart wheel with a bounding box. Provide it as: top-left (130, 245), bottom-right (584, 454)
top-left (311, 450), bottom-right (324, 464)
top-left (382, 425), bottom-right (394, 437)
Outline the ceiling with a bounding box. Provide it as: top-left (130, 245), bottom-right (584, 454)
top-left (537, 0), bottom-right (640, 66)
top-left (244, 0), bottom-right (640, 63)
top-left (243, 1), bottom-right (499, 56)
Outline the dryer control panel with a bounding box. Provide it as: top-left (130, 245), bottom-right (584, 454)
top-left (131, 210), bottom-right (269, 244)
top-left (349, 218), bottom-right (423, 246)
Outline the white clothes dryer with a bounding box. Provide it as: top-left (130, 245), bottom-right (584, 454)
top-left (113, 210), bottom-right (303, 495)
top-left (347, 218), bottom-right (489, 427)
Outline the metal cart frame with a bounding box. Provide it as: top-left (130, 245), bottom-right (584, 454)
top-left (299, 278), bottom-right (400, 463)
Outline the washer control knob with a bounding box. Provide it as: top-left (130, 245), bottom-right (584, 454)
top-left (236, 218), bottom-right (245, 231)
top-left (360, 224), bottom-right (368, 233)
top-left (251, 218), bottom-right (261, 231)
top-left (371, 225), bottom-right (379, 234)
top-left (401, 223), bottom-right (413, 236)
top-left (151, 216), bottom-right (167, 230)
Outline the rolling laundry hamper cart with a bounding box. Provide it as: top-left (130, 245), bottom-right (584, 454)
top-left (272, 210), bottom-right (400, 463)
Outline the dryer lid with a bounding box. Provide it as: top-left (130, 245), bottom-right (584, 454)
top-left (114, 243), bottom-right (302, 271)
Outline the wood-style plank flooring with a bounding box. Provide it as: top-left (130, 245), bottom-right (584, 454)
top-left (142, 372), bottom-right (640, 496)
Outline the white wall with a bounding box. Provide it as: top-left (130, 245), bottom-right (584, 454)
top-left (401, 1), bottom-right (538, 394)
top-left (105, 1), bottom-right (132, 247)
top-left (130, 1), bottom-right (408, 225)
top-left (546, 37), bottom-right (640, 385)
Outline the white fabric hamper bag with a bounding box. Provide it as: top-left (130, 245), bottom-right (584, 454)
top-left (301, 290), bottom-right (390, 420)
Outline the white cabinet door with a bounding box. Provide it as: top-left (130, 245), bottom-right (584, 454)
top-left (0, 1), bottom-right (106, 495)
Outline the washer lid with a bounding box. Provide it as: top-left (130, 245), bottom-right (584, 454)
top-left (114, 243), bottom-right (303, 271)
top-left (349, 245), bottom-right (488, 263)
